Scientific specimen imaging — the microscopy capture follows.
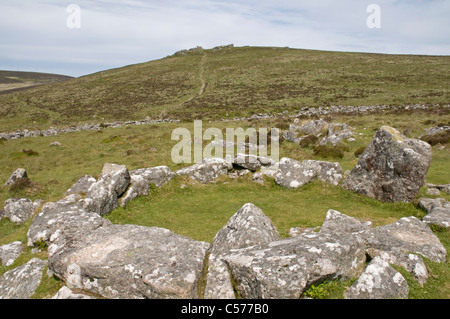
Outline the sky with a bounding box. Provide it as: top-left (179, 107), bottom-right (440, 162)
top-left (1, 0), bottom-right (449, 77)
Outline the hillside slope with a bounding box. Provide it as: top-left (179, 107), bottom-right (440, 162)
top-left (0, 46), bottom-right (449, 131)
top-left (0, 71), bottom-right (73, 95)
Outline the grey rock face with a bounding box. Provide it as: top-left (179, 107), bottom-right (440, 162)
top-left (419, 198), bottom-right (450, 230)
top-left (27, 194), bottom-right (111, 247)
top-left (319, 209), bottom-right (372, 237)
top-left (51, 286), bottom-right (95, 299)
top-left (342, 126), bottom-right (432, 202)
top-left (49, 224), bottom-right (210, 299)
top-left (297, 119), bottom-right (330, 136)
top-left (98, 163), bottom-right (131, 197)
top-left (82, 181), bottom-right (118, 216)
top-left (274, 158), bottom-right (343, 189)
top-left (176, 158), bottom-right (229, 184)
top-left (3, 198), bottom-right (42, 225)
top-left (0, 241), bottom-right (23, 267)
top-left (205, 203), bottom-right (281, 299)
top-left (65, 175), bottom-right (97, 196)
top-left (320, 123), bottom-right (354, 146)
top-left (345, 255), bottom-right (409, 299)
top-left (364, 216), bottom-right (446, 285)
top-left (120, 166), bottom-right (175, 207)
top-left (233, 154), bottom-right (276, 172)
top-left (0, 258), bottom-right (47, 299)
top-left (224, 231), bottom-right (366, 299)
top-left (3, 168), bottom-right (28, 187)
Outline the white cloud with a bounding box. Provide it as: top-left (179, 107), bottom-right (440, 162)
top-left (0, 0), bottom-right (448, 76)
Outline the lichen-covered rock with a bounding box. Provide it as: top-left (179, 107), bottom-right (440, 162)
top-left (320, 123), bottom-right (354, 146)
top-left (274, 158), bottom-right (343, 189)
top-left (419, 198), bottom-right (450, 230)
top-left (98, 163), bottom-right (131, 197)
top-left (224, 231), bottom-right (366, 299)
top-left (119, 166), bottom-right (175, 207)
top-left (27, 194), bottom-right (111, 247)
top-left (319, 209), bottom-right (372, 237)
top-left (364, 216), bottom-right (446, 285)
top-left (51, 286), bottom-right (95, 299)
top-left (297, 119), bottom-right (330, 136)
top-left (176, 158), bottom-right (229, 184)
top-left (0, 258), bottom-right (47, 299)
top-left (82, 181), bottom-right (118, 216)
top-left (345, 255), bottom-right (409, 299)
top-left (342, 126), bottom-right (432, 202)
top-left (65, 175), bottom-right (97, 196)
top-left (48, 224), bottom-right (210, 299)
top-left (204, 203), bottom-right (281, 299)
top-left (0, 241), bottom-right (23, 267)
top-left (3, 168), bottom-right (28, 186)
top-left (3, 198), bottom-right (42, 224)
top-left (233, 154), bottom-right (276, 172)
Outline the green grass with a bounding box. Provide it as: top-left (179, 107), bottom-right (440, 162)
top-left (0, 46), bottom-right (449, 131)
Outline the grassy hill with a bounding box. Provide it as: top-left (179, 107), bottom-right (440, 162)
top-left (0, 70), bottom-right (73, 96)
top-left (0, 46), bottom-right (449, 132)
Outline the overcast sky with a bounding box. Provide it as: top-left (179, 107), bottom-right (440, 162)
top-left (1, 0), bottom-right (449, 77)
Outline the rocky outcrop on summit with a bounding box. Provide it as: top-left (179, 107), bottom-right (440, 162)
top-left (204, 203), bottom-right (281, 299)
top-left (49, 224), bottom-right (210, 299)
top-left (342, 126), bottom-right (432, 203)
top-left (275, 157), bottom-right (343, 189)
top-left (0, 258), bottom-right (47, 299)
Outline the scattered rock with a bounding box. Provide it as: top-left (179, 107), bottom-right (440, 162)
top-left (51, 286), bottom-right (95, 299)
top-left (49, 141), bottom-right (62, 147)
top-left (274, 157), bottom-right (343, 189)
top-left (27, 194), bottom-right (111, 247)
top-left (342, 126), bottom-right (432, 203)
top-left (98, 163), bottom-right (131, 197)
top-left (0, 241), bottom-right (23, 267)
top-left (176, 158), bottom-right (230, 184)
top-left (82, 181), bottom-right (118, 216)
top-left (3, 168), bottom-right (28, 187)
top-left (120, 166), bottom-right (175, 207)
top-left (426, 183), bottom-right (450, 195)
top-left (252, 172), bottom-right (265, 185)
top-left (319, 209), bottom-right (372, 238)
top-left (0, 258), bottom-right (47, 299)
top-left (224, 230), bottom-right (366, 299)
top-left (419, 198), bottom-right (450, 230)
top-left (345, 255), bottom-right (409, 299)
top-left (204, 203), bottom-right (281, 299)
top-left (49, 224), bottom-right (210, 299)
top-left (2, 198), bottom-right (42, 225)
top-left (233, 154), bottom-right (276, 172)
top-left (65, 175), bottom-right (97, 196)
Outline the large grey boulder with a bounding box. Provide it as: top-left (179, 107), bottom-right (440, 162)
top-left (65, 175), bottom-right (97, 196)
top-left (0, 241), bottom-right (23, 267)
top-left (297, 119), bottom-right (330, 136)
top-left (364, 216), bottom-right (446, 285)
top-left (98, 163), bottom-right (131, 197)
top-left (345, 255), bottom-right (409, 299)
top-left (0, 258), bottom-right (47, 299)
top-left (82, 181), bottom-right (118, 216)
top-left (419, 198), bottom-right (450, 230)
top-left (3, 198), bottom-right (42, 225)
top-left (27, 194), bottom-right (111, 247)
top-left (48, 224), bottom-right (210, 299)
top-left (204, 203), bottom-right (281, 299)
top-left (176, 158), bottom-right (230, 184)
top-left (119, 166), bottom-right (175, 207)
top-left (275, 158), bottom-right (343, 189)
top-left (319, 209), bottom-right (372, 237)
top-left (3, 168), bottom-right (28, 187)
top-left (223, 231), bottom-right (366, 299)
top-left (342, 126), bottom-right (432, 202)
top-left (233, 154), bottom-right (276, 172)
